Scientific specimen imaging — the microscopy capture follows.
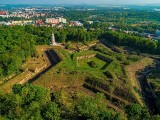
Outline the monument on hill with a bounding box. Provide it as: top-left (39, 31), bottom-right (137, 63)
top-left (51, 32), bottom-right (57, 46)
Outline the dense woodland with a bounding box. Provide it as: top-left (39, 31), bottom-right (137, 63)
top-left (24, 26), bottom-right (103, 44)
top-left (0, 84), bottom-right (159, 120)
top-left (102, 30), bottom-right (159, 54)
top-left (0, 26), bottom-right (36, 78)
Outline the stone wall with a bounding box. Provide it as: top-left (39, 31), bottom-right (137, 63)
top-left (0, 73), bottom-right (17, 85)
top-left (18, 63), bottom-right (47, 85)
top-left (77, 54), bottom-right (96, 60)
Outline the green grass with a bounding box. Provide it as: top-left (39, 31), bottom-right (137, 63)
top-left (78, 57), bottom-right (106, 70)
top-left (106, 61), bottom-right (125, 78)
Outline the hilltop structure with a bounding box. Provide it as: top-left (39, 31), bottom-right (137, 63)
top-left (51, 32), bottom-right (57, 46)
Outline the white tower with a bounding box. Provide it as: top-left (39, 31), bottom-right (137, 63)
top-left (51, 32), bottom-right (57, 46)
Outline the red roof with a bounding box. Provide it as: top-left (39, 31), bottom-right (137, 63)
top-left (36, 19), bottom-right (44, 25)
top-left (0, 11), bottom-right (7, 15)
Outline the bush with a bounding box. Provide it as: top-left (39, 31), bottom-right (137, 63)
top-left (88, 61), bottom-right (98, 68)
top-left (126, 104), bottom-right (150, 120)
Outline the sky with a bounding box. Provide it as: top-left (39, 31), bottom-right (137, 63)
top-left (0, 0), bottom-right (160, 5)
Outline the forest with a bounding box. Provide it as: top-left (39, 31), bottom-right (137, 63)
top-left (0, 84), bottom-right (159, 120)
top-left (0, 26), bottom-right (36, 79)
top-left (102, 30), bottom-right (159, 54)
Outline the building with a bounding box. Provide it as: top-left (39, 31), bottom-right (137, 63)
top-left (70, 21), bottom-right (83, 26)
top-left (10, 20), bottom-right (33, 25)
top-left (0, 11), bottom-right (7, 15)
top-left (23, 20), bottom-right (33, 25)
top-left (0, 11), bottom-right (8, 18)
top-left (11, 21), bottom-right (23, 25)
top-left (0, 22), bottom-right (11, 26)
top-left (46, 18), bottom-right (59, 24)
top-left (87, 21), bottom-right (93, 24)
top-left (46, 17), bottom-right (67, 25)
top-left (58, 17), bottom-right (67, 24)
top-left (36, 19), bottom-right (44, 25)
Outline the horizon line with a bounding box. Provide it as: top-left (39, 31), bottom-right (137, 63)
top-left (0, 3), bottom-right (160, 6)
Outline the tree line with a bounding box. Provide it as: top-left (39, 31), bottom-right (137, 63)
top-left (24, 25), bottom-right (103, 44)
top-left (102, 30), bottom-right (159, 54)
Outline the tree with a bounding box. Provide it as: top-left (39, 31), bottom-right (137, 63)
top-left (75, 93), bottom-right (120, 120)
top-left (126, 104), bottom-right (150, 120)
top-left (152, 115), bottom-right (160, 120)
top-left (12, 84), bottom-right (22, 94)
top-left (42, 102), bottom-right (61, 120)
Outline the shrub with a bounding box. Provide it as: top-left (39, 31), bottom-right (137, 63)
top-left (88, 61), bottom-right (98, 68)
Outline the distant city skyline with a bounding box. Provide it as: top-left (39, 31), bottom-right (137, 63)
top-left (0, 0), bottom-right (160, 5)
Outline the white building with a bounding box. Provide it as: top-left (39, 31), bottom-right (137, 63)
top-left (46, 17), bottom-right (66, 24)
top-left (0, 15), bottom-right (8, 18)
top-left (70, 21), bottom-right (83, 26)
top-left (58, 17), bottom-right (67, 24)
top-left (0, 22), bottom-right (11, 26)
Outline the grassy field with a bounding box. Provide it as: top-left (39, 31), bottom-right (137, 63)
top-left (78, 57), bottom-right (106, 69)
